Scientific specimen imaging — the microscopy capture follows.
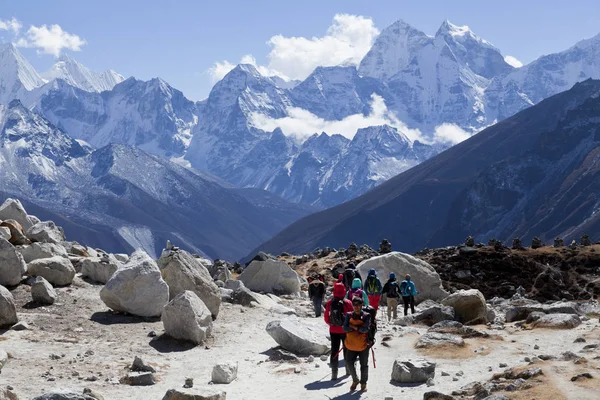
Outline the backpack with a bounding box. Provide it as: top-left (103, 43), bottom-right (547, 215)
top-left (366, 276), bottom-right (379, 294)
top-left (400, 280), bottom-right (409, 297)
top-left (329, 299), bottom-right (345, 326)
top-left (387, 281), bottom-right (399, 298)
top-left (343, 269), bottom-right (356, 288)
top-left (362, 305), bottom-right (377, 347)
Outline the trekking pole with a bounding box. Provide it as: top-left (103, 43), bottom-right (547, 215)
top-left (371, 347), bottom-right (376, 369)
top-left (332, 345), bottom-right (345, 361)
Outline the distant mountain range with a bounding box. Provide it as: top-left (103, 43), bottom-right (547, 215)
top-left (2, 17), bottom-right (600, 259)
top-left (251, 79), bottom-right (600, 256)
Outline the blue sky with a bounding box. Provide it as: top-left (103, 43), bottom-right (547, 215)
top-left (2, 0), bottom-right (600, 100)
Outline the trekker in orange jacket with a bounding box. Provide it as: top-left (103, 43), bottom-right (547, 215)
top-left (343, 295), bottom-right (371, 392)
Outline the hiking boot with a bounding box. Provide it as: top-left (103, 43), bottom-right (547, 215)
top-left (331, 369), bottom-right (338, 380)
top-left (360, 383), bottom-right (367, 392)
top-left (350, 381), bottom-right (359, 391)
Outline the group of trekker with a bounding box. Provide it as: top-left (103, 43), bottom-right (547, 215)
top-left (308, 263), bottom-right (419, 392)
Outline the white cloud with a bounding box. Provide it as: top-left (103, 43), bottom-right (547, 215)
top-left (432, 123), bottom-right (471, 145)
top-left (504, 55), bottom-right (523, 68)
top-left (0, 17), bottom-right (22, 35)
top-left (16, 24), bottom-right (86, 57)
top-left (208, 14), bottom-right (379, 84)
top-left (249, 93), bottom-right (423, 143)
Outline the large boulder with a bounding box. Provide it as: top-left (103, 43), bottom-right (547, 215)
top-left (414, 305), bottom-right (455, 326)
top-left (17, 242), bottom-right (68, 263)
top-left (162, 389), bottom-right (226, 400)
top-left (0, 237), bottom-right (26, 286)
top-left (100, 250), bottom-right (169, 317)
top-left (391, 359), bottom-right (436, 383)
top-left (0, 285), bottom-right (18, 327)
top-left (158, 250), bottom-right (221, 318)
top-left (0, 198), bottom-right (36, 231)
top-left (26, 221), bottom-right (65, 244)
top-left (428, 321), bottom-right (487, 338)
top-left (357, 252), bottom-right (449, 304)
top-left (31, 276), bottom-right (57, 305)
top-left (266, 318), bottom-right (330, 355)
top-left (239, 259), bottom-right (302, 295)
top-left (28, 256), bottom-right (76, 286)
top-left (162, 291), bottom-right (213, 344)
top-left (441, 289), bottom-right (488, 324)
top-left (81, 257), bottom-right (120, 284)
top-left (0, 220), bottom-right (30, 245)
top-left (415, 332), bottom-right (465, 348)
top-left (530, 313), bottom-right (582, 329)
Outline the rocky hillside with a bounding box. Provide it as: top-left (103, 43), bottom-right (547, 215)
top-left (252, 79), bottom-right (600, 257)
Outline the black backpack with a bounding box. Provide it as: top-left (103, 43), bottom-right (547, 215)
top-left (343, 269), bottom-right (356, 288)
top-left (387, 281), bottom-right (399, 298)
top-left (363, 305), bottom-right (377, 347)
top-left (329, 299), bottom-right (345, 326)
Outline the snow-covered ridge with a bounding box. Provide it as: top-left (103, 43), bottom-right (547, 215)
top-left (41, 54), bottom-right (125, 92)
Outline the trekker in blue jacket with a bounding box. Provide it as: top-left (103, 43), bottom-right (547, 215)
top-left (400, 274), bottom-right (418, 316)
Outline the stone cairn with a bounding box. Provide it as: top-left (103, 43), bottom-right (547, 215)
top-left (581, 234), bottom-right (592, 246)
top-left (345, 243), bottom-right (358, 258)
top-left (379, 239), bottom-right (392, 254)
top-left (554, 237), bottom-right (564, 247)
top-left (465, 236), bottom-right (475, 247)
top-left (531, 237), bottom-right (543, 249)
top-left (512, 238), bottom-right (524, 250)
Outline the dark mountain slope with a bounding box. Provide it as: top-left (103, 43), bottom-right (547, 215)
top-left (251, 79), bottom-right (600, 257)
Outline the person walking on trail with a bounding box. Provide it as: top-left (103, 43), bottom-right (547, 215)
top-left (382, 272), bottom-right (401, 321)
top-left (308, 274), bottom-right (326, 318)
top-left (400, 274), bottom-right (418, 316)
top-left (343, 296), bottom-right (372, 392)
top-left (363, 268), bottom-right (382, 313)
top-left (324, 282), bottom-right (353, 380)
top-left (346, 278), bottom-right (369, 307)
top-left (342, 263), bottom-right (361, 291)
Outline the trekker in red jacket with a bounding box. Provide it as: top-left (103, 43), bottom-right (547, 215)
top-left (324, 282), bottom-right (353, 380)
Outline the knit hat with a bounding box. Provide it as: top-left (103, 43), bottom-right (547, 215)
top-left (368, 268), bottom-right (376, 276)
top-left (389, 272), bottom-right (396, 279)
top-left (333, 282), bottom-right (346, 298)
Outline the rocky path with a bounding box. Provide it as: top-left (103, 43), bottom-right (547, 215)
top-left (2, 279), bottom-right (599, 399)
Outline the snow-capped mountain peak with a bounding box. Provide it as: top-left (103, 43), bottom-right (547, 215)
top-left (41, 54), bottom-right (124, 93)
top-left (0, 43), bottom-right (46, 105)
top-left (436, 20), bottom-right (473, 38)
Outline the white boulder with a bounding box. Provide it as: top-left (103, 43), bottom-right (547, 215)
top-left (81, 257), bottom-right (120, 284)
top-left (162, 388), bottom-right (226, 400)
top-left (17, 242), bottom-right (68, 263)
top-left (357, 252), bottom-right (449, 303)
top-left (113, 253), bottom-right (129, 263)
top-left (442, 289), bottom-right (488, 325)
top-left (0, 198), bottom-right (36, 231)
top-left (158, 250), bottom-right (221, 318)
top-left (162, 291), bottom-right (213, 344)
top-left (31, 276), bottom-right (57, 305)
top-left (0, 237), bottom-right (26, 286)
top-left (100, 250), bottom-right (169, 317)
top-left (391, 359), bottom-right (436, 383)
top-left (211, 362), bottom-right (238, 384)
top-left (239, 259), bottom-right (302, 295)
top-left (266, 318), bottom-right (330, 355)
top-left (0, 226), bottom-right (10, 241)
top-left (26, 221), bottom-right (65, 244)
top-left (0, 285), bottom-right (18, 328)
top-left (28, 256), bottom-right (76, 286)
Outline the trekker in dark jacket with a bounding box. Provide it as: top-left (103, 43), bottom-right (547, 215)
top-left (382, 273), bottom-right (400, 321)
top-left (343, 296), bottom-right (371, 392)
top-left (400, 274), bottom-right (418, 316)
top-left (308, 274), bottom-right (326, 317)
top-left (324, 282), bottom-right (353, 380)
top-left (342, 263), bottom-right (361, 290)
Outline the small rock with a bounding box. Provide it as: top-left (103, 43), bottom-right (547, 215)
top-left (426, 378), bottom-right (435, 386)
top-left (320, 355), bottom-right (328, 362)
top-left (10, 321), bottom-right (31, 331)
top-left (307, 355), bottom-right (314, 363)
top-left (131, 356), bottom-right (156, 373)
top-left (83, 388), bottom-right (105, 400)
top-left (571, 373), bottom-right (593, 381)
top-left (120, 372), bottom-right (156, 386)
top-left (147, 330), bottom-right (157, 337)
top-left (211, 362), bottom-right (237, 384)
top-left (294, 366), bottom-right (301, 373)
top-left (184, 377), bottom-right (194, 388)
top-left (452, 377), bottom-right (459, 381)
top-left (441, 371), bottom-right (450, 376)
top-left (534, 344), bottom-right (539, 350)
top-left (574, 337), bottom-right (586, 343)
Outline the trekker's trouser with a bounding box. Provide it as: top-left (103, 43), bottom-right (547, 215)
top-left (330, 333), bottom-right (349, 374)
top-left (346, 348), bottom-right (369, 384)
top-left (367, 294), bottom-right (381, 312)
top-left (312, 297), bottom-right (323, 317)
top-left (387, 297), bottom-right (399, 320)
top-left (403, 295), bottom-right (415, 316)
